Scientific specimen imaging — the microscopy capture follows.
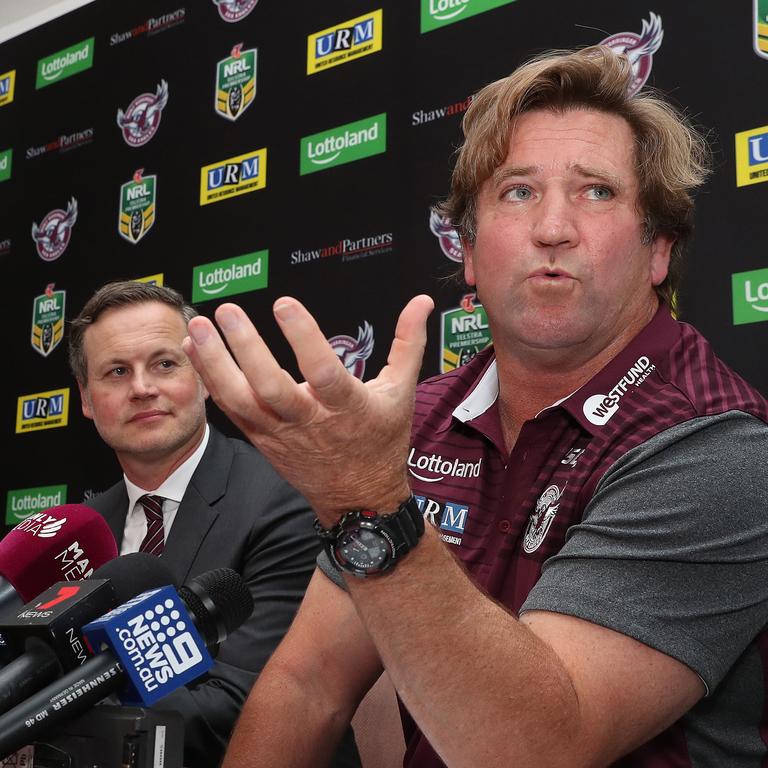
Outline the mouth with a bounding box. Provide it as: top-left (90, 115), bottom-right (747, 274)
top-left (129, 410), bottom-right (168, 423)
top-left (529, 267), bottom-right (575, 280)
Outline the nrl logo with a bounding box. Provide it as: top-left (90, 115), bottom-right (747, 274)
top-left (599, 12), bottom-right (664, 96)
top-left (429, 209), bottom-right (463, 262)
top-left (31, 197), bottom-right (78, 261)
top-left (440, 293), bottom-right (491, 373)
top-left (116, 80), bottom-right (169, 147)
top-left (119, 168), bottom-right (156, 244)
top-left (215, 44), bottom-right (257, 121)
top-left (328, 322), bottom-right (374, 380)
top-left (523, 484), bottom-right (564, 554)
top-left (31, 283), bottom-right (65, 357)
top-left (213, 0), bottom-right (259, 23)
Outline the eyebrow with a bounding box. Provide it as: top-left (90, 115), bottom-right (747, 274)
top-left (491, 163), bottom-right (625, 192)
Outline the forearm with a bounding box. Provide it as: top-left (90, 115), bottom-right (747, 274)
top-left (223, 656), bottom-right (357, 768)
top-left (346, 528), bottom-right (585, 768)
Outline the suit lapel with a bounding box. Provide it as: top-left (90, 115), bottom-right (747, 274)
top-left (161, 427), bottom-right (233, 585)
top-left (87, 482), bottom-right (129, 551)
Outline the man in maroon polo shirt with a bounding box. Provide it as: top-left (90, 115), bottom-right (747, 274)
top-left (185, 46), bottom-right (768, 767)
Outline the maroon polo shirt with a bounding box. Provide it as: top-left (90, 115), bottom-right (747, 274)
top-left (401, 306), bottom-right (768, 767)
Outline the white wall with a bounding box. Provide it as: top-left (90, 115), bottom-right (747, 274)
top-left (0, 0), bottom-right (95, 44)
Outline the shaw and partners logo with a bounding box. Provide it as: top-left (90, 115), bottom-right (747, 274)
top-left (117, 80), bottom-right (169, 147)
top-left (599, 13), bottom-right (664, 96)
top-left (307, 10), bottom-right (382, 74)
top-left (412, 95), bottom-right (472, 126)
top-left (300, 114), bottom-right (386, 175)
top-left (6, 485), bottom-right (67, 526)
top-left (26, 127), bottom-right (94, 160)
top-left (31, 198), bottom-right (78, 262)
top-left (0, 70), bottom-right (16, 107)
top-left (407, 449), bottom-right (482, 483)
top-left (192, 251), bottom-right (268, 302)
top-left (200, 148), bottom-right (266, 205)
top-left (735, 125), bottom-right (768, 187)
top-left (110, 9), bottom-right (186, 46)
top-left (119, 169), bottom-right (156, 244)
top-left (36, 38), bottom-right (94, 90)
top-left (732, 267), bottom-right (768, 325)
top-left (290, 231), bottom-right (393, 265)
top-left (16, 388), bottom-right (70, 433)
top-left (31, 283), bottom-right (66, 357)
top-left (582, 356), bottom-right (656, 427)
top-left (421, 0), bottom-right (517, 33)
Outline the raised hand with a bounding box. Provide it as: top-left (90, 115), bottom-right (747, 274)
top-left (183, 295), bottom-right (434, 524)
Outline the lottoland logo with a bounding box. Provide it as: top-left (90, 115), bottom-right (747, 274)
top-left (421, 0), bottom-right (517, 32)
top-left (36, 38), bottom-right (94, 90)
top-left (407, 449), bottom-right (482, 483)
top-left (582, 357), bottom-right (656, 426)
top-left (732, 267), bottom-right (768, 325)
top-left (6, 485), bottom-right (67, 525)
top-left (300, 114), bottom-right (386, 175)
top-left (192, 250), bottom-right (268, 302)
top-left (0, 149), bottom-right (11, 183)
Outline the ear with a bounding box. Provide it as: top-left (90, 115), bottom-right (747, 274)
top-left (462, 237), bottom-right (477, 287)
top-left (78, 381), bottom-right (94, 420)
top-left (650, 233), bottom-right (674, 287)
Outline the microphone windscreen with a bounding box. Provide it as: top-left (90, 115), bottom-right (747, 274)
top-left (0, 505), bottom-right (118, 601)
top-left (179, 568), bottom-right (253, 646)
top-left (91, 552), bottom-right (176, 603)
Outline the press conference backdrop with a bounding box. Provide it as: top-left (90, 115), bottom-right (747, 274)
top-left (1, 0), bottom-right (766, 531)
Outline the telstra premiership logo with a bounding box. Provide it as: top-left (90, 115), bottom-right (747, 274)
top-left (420, 0), bottom-right (517, 33)
top-left (36, 38), bottom-right (94, 90)
top-left (732, 267), bottom-right (768, 325)
top-left (300, 114), bottom-right (386, 175)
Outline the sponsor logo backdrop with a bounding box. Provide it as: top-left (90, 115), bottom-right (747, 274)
top-left (0, 0), bottom-right (765, 532)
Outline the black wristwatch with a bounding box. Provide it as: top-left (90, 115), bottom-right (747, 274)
top-left (315, 496), bottom-right (424, 578)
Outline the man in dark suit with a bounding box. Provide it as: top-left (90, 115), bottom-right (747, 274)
top-left (68, 280), bottom-right (360, 768)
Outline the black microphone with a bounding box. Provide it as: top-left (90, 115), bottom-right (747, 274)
top-left (0, 553), bottom-right (174, 715)
top-left (0, 568), bottom-right (253, 759)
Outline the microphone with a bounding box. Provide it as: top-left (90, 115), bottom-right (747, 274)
top-left (0, 504), bottom-right (118, 624)
top-left (0, 553), bottom-right (175, 715)
top-left (0, 568), bottom-right (253, 758)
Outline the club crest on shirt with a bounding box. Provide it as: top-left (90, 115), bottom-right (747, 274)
top-left (523, 484), bottom-right (564, 554)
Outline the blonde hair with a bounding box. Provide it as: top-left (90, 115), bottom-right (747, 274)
top-left (436, 45), bottom-right (711, 304)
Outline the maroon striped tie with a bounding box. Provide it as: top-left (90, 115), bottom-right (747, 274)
top-left (138, 494), bottom-right (165, 556)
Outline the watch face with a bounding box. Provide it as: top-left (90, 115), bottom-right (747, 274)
top-left (334, 526), bottom-right (393, 573)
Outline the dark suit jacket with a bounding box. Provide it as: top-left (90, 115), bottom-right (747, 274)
top-left (87, 425), bottom-right (322, 768)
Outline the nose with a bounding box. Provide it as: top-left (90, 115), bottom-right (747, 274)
top-left (129, 368), bottom-right (159, 399)
top-left (530, 191), bottom-right (579, 250)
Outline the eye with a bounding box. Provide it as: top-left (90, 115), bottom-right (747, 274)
top-left (109, 367), bottom-right (128, 377)
top-left (157, 359), bottom-right (176, 370)
top-left (585, 185), bottom-right (614, 201)
top-left (502, 185), bottom-right (533, 202)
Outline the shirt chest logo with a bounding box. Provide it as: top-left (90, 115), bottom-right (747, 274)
top-left (523, 484), bottom-right (564, 554)
top-left (407, 448), bottom-right (482, 483)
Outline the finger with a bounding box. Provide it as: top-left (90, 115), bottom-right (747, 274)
top-left (272, 298), bottom-right (359, 409)
top-left (184, 315), bottom-right (279, 430)
top-left (211, 304), bottom-right (311, 422)
top-left (380, 295), bottom-right (434, 390)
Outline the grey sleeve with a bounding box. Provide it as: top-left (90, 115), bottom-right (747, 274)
top-left (521, 410), bottom-right (768, 693)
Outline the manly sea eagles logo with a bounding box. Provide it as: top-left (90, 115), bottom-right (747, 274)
top-left (429, 209), bottom-right (463, 262)
top-left (328, 322), bottom-right (374, 380)
top-left (31, 283), bottom-right (65, 357)
top-left (116, 80), bottom-right (169, 147)
top-left (215, 44), bottom-right (257, 121)
top-left (599, 13), bottom-right (664, 96)
top-left (213, 0), bottom-right (259, 23)
top-left (119, 169), bottom-right (156, 244)
top-left (31, 198), bottom-right (78, 261)
top-left (523, 484), bottom-right (564, 554)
